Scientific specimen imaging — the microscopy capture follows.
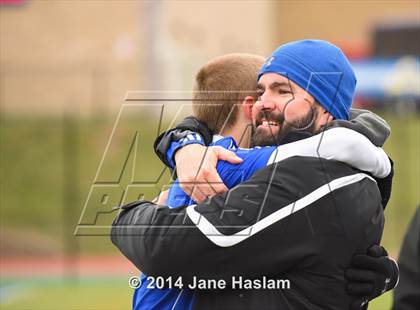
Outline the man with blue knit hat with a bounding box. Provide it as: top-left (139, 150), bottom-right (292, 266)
top-left (259, 39), bottom-right (356, 119)
top-left (252, 39), bottom-right (357, 147)
top-left (111, 40), bottom-right (398, 310)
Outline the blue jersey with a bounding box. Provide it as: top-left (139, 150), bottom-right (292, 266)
top-left (133, 135), bottom-right (276, 310)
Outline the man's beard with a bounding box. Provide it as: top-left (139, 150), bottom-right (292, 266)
top-left (251, 108), bottom-right (319, 147)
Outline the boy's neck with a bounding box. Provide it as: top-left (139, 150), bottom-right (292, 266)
top-left (220, 125), bottom-right (251, 148)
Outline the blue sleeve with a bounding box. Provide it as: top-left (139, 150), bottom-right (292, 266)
top-left (165, 133), bottom-right (205, 169)
top-left (166, 180), bottom-right (195, 208)
top-left (216, 146), bottom-right (276, 189)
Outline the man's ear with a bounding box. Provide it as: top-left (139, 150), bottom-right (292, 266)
top-left (325, 112), bottom-right (334, 123)
top-left (322, 112), bottom-right (334, 127)
top-left (316, 107), bottom-right (334, 129)
top-left (242, 96), bottom-right (255, 120)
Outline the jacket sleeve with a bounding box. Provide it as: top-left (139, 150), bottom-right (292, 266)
top-left (268, 127), bottom-right (391, 178)
top-left (111, 156), bottom-right (383, 284)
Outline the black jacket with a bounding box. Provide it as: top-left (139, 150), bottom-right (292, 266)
top-left (111, 156), bottom-right (384, 310)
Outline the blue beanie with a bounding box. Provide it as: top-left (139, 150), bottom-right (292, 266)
top-left (258, 40), bottom-right (356, 120)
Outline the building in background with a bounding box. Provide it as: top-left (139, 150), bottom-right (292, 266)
top-left (1, 0), bottom-right (418, 117)
top-left (0, 0), bottom-right (275, 116)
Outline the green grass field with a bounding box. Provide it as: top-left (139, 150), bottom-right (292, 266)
top-left (1, 113), bottom-right (419, 309)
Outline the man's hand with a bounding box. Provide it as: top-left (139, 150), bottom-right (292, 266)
top-left (174, 144), bottom-right (243, 203)
top-left (345, 245), bottom-right (399, 310)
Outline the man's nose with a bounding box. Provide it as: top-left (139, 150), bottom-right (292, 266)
top-left (255, 99), bottom-right (276, 111)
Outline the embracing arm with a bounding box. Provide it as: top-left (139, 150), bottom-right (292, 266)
top-left (268, 127), bottom-right (391, 178)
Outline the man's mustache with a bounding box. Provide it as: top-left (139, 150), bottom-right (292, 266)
top-left (255, 110), bottom-right (285, 127)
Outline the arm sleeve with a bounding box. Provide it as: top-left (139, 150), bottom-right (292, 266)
top-left (153, 116), bottom-right (212, 168)
top-left (267, 127), bottom-right (391, 178)
top-left (165, 132), bottom-right (205, 169)
top-left (111, 157), bottom-right (381, 283)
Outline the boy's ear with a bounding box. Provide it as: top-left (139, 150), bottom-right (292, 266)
top-left (242, 96), bottom-right (255, 120)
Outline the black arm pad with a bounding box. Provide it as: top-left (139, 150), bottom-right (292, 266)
top-left (153, 116), bottom-right (213, 167)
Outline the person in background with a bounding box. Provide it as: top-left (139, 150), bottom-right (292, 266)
top-left (393, 206), bottom-right (420, 310)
